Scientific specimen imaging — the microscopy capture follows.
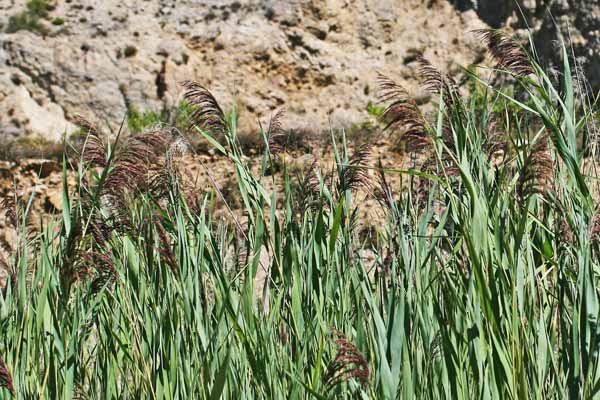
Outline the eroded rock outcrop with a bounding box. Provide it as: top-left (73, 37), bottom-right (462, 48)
top-left (0, 0), bottom-right (486, 140)
top-left (455, 0), bottom-right (600, 87)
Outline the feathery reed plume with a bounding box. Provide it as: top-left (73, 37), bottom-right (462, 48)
top-left (373, 159), bottom-right (394, 211)
top-left (74, 115), bottom-right (107, 167)
top-left (340, 144), bottom-right (372, 192)
top-left (417, 152), bottom-right (461, 203)
top-left (82, 135), bottom-right (107, 167)
top-left (166, 134), bottom-right (190, 163)
top-left (78, 191), bottom-right (112, 250)
top-left (324, 330), bottom-right (370, 390)
top-left (556, 216), bottom-right (574, 247)
top-left (0, 239), bottom-right (20, 289)
top-left (103, 195), bottom-right (134, 235)
top-left (132, 127), bottom-right (170, 153)
top-left (474, 29), bottom-right (534, 77)
top-left (377, 74), bottom-right (429, 152)
top-left (82, 252), bottom-right (118, 295)
top-left (441, 122), bottom-right (456, 148)
top-left (118, 132), bottom-right (167, 165)
top-left (416, 55), bottom-right (458, 108)
top-left (73, 114), bottom-right (100, 136)
top-left (103, 129), bottom-right (170, 194)
top-left (591, 208), bottom-right (600, 243)
top-left (103, 161), bottom-right (147, 194)
top-left (485, 119), bottom-right (509, 160)
top-left (0, 189), bottom-right (38, 245)
top-left (179, 169), bottom-right (203, 215)
top-left (0, 193), bottom-right (18, 228)
top-left (155, 219), bottom-right (178, 274)
top-left (517, 136), bottom-right (553, 200)
top-left (293, 159), bottom-right (321, 214)
top-left (88, 215), bottom-right (112, 249)
top-left (267, 109), bottom-right (286, 156)
top-left (181, 81), bottom-right (226, 134)
top-left (0, 356), bottom-right (14, 396)
top-left (61, 220), bottom-right (86, 292)
top-left (148, 164), bottom-right (179, 201)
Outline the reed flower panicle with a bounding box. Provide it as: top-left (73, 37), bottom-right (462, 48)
top-left (377, 74), bottom-right (430, 152)
top-left (181, 81), bottom-right (227, 135)
top-left (0, 355), bottom-right (14, 396)
top-left (324, 330), bottom-right (370, 390)
top-left (474, 29), bottom-right (534, 77)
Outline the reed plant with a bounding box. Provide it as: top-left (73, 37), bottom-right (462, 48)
top-left (1, 30), bottom-right (600, 399)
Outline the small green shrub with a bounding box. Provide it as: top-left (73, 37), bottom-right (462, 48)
top-left (51, 17), bottom-right (64, 26)
top-left (366, 101), bottom-right (384, 118)
top-left (6, 13), bottom-right (48, 34)
top-left (0, 135), bottom-right (62, 161)
top-left (26, 0), bottom-right (52, 17)
top-left (347, 121), bottom-right (378, 143)
top-left (123, 45), bottom-right (137, 58)
top-left (181, 52), bottom-right (190, 64)
top-left (5, 0), bottom-right (52, 34)
top-left (126, 108), bottom-right (164, 133)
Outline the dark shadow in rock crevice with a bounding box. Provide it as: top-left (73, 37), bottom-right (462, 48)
top-left (447, 0), bottom-right (515, 27)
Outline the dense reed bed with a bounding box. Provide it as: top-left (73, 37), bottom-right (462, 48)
top-left (2, 30), bottom-right (600, 398)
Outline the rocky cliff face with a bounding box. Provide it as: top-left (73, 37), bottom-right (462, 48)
top-left (532, 0), bottom-right (600, 86)
top-left (0, 0), bottom-right (486, 141)
top-left (458, 0), bottom-right (600, 87)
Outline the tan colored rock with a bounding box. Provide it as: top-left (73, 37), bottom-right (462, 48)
top-left (1, 0), bottom-right (487, 140)
top-left (43, 186), bottom-right (63, 213)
